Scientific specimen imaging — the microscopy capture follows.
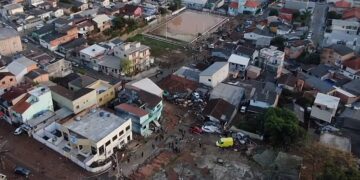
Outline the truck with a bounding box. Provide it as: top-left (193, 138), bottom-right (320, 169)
top-left (216, 137), bottom-right (234, 148)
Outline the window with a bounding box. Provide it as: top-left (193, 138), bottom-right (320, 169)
top-left (9, 78), bottom-right (13, 82)
top-left (76, 105), bottom-right (79, 109)
top-left (99, 98), bottom-right (102, 102)
top-left (112, 135), bottom-right (117, 141)
top-left (63, 133), bottom-right (69, 141)
top-left (126, 125), bottom-right (130, 131)
top-left (208, 79), bottom-right (211, 82)
top-left (1, 81), bottom-right (4, 85)
top-left (119, 130), bottom-right (124, 136)
top-left (91, 146), bottom-right (97, 155)
top-left (127, 135), bottom-right (131, 141)
top-left (99, 146), bottom-right (104, 155)
top-left (105, 140), bottom-right (110, 146)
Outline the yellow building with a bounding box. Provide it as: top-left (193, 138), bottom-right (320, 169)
top-left (68, 75), bottom-right (118, 106)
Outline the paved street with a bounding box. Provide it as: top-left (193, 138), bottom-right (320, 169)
top-left (310, 2), bottom-right (328, 47)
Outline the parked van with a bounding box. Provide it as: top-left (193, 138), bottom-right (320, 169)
top-left (216, 137), bottom-right (234, 148)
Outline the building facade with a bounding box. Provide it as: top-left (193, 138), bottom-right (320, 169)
top-left (0, 27), bottom-right (23, 56)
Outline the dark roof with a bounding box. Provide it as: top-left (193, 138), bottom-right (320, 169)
top-left (309, 64), bottom-right (335, 78)
top-left (137, 90), bottom-right (162, 109)
top-left (253, 28), bottom-right (273, 37)
top-left (24, 69), bottom-right (48, 80)
top-left (0, 72), bottom-right (15, 80)
top-left (1, 87), bottom-right (28, 102)
top-left (278, 74), bottom-right (298, 87)
top-left (342, 79), bottom-right (360, 96)
top-left (60, 38), bottom-right (87, 50)
top-left (69, 75), bottom-right (97, 88)
top-left (12, 94), bottom-right (31, 114)
top-left (111, 38), bottom-right (124, 45)
top-left (33, 24), bottom-right (54, 35)
top-left (211, 48), bottom-right (232, 57)
top-left (50, 85), bottom-right (94, 101)
top-left (305, 76), bottom-right (335, 93)
top-left (52, 73), bottom-right (80, 88)
top-left (329, 44), bottom-right (354, 56)
top-left (203, 98), bottom-right (236, 122)
top-left (41, 32), bottom-right (66, 42)
top-left (236, 45), bottom-right (256, 57)
top-left (53, 18), bottom-right (72, 25)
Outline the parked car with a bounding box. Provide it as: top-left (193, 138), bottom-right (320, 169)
top-left (203, 121), bottom-right (221, 127)
top-left (14, 166), bottom-right (31, 178)
top-left (232, 132), bottom-right (250, 144)
top-left (14, 124), bottom-right (31, 135)
top-left (190, 126), bottom-right (202, 134)
top-left (202, 125), bottom-right (221, 133)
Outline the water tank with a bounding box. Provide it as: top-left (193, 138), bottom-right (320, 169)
top-left (99, 112), bottom-right (104, 117)
top-left (106, 113), bottom-right (110, 117)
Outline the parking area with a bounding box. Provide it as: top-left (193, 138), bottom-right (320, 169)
top-left (0, 120), bottom-right (90, 179)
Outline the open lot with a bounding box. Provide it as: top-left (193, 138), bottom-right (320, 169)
top-left (128, 34), bottom-right (181, 56)
top-left (0, 120), bottom-right (90, 179)
top-left (149, 10), bottom-right (228, 43)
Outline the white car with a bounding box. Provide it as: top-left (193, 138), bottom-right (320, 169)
top-left (201, 125), bottom-right (221, 133)
top-left (14, 127), bottom-right (24, 135)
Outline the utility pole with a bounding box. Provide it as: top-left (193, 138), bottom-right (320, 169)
top-left (112, 153), bottom-right (122, 179)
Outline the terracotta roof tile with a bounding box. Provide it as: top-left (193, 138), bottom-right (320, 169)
top-left (229, 2), bottom-right (238, 9)
top-left (116, 103), bottom-right (148, 117)
top-left (343, 8), bottom-right (360, 20)
top-left (244, 0), bottom-right (260, 8)
top-left (343, 57), bottom-right (360, 70)
top-left (335, 0), bottom-right (352, 8)
top-left (12, 94), bottom-right (31, 114)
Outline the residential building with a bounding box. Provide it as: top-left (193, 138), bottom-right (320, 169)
top-left (76, 20), bottom-right (95, 37)
top-left (244, 28), bottom-right (274, 41)
top-left (43, 58), bottom-right (73, 78)
top-left (79, 44), bottom-right (107, 70)
top-left (279, 8), bottom-right (297, 22)
top-left (302, 75), bottom-right (336, 94)
top-left (238, 0), bottom-right (261, 15)
top-left (24, 69), bottom-right (49, 84)
top-left (235, 45), bottom-right (259, 61)
top-left (7, 86), bottom-right (53, 124)
top-left (199, 62), bottom-right (229, 88)
top-left (27, 0), bottom-right (44, 6)
top-left (258, 46), bottom-right (285, 78)
top-left (182, 0), bottom-right (208, 10)
top-left (331, 19), bottom-right (360, 35)
top-left (308, 64), bottom-right (337, 80)
top-left (339, 79), bottom-right (360, 103)
top-left (247, 81), bottom-right (282, 113)
top-left (4, 56), bottom-right (37, 82)
top-left (58, 38), bottom-right (88, 58)
top-left (284, 0), bottom-right (313, 10)
top-left (211, 48), bottom-right (232, 60)
top-left (310, 93), bottom-right (340, 123)
top-left (269, 22), bottom-right (292, 35)
top-left (0, 85), bottom-right (29, 124)
top-left (321, 44), bottom-right (355, 65)
top-left (114, 42), bottom-right (154, 72)
top-left (284, 40), bottom-right (308, 59)
top-left (126, 78), bottom-right (163, 97)
top-left (92, 14), bottom-right (112, 32)
top-left (203, 98), bottom-right (237, 126)
top-left (39, 26), bottom-right (79, 51)
top-left (49, 85), bottom-right (97, 114)
top-left (0, 72), bottom-right (17, 95)
top-left (33, 109), bottom-right (132, 172)
top-left (98, 55), bottom-right (122, 77)
top-left (277, 73), bottom-right (304, 92)
top-left (173, 66), bottom-right (201, 82)
top-left (68, 75), bottom-right (116, 106)
top-left (247, 65), bottom-right (261, 79)
top-left (227, 54), bottom-right (250, 74)
top-left (210, 83), bottom-right (245, 107)
top-left (1, 3), bottom-right (23, 17)
top-left (323, 32), bottom-right (360, 52)
top-left (116, 88), bottom-right (163, 136)
top-left (0, 27), bottom-right (23, 56)
top-left (342, 7), bottom-right (360, 21)
top-left (119, 4), bottom-right (143, 18)
top-left (341, 57), bottom-right (360, 79)
top-left (228, 1), bottom-right (239, 16)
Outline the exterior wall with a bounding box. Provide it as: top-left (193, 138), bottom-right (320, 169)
top-left (87, 81), bottom-right (116, 106)
top-left (331, 20), bottom-right (360, 35)
top-left (96, 21), bottom-right (111, 32)
top-left (321, 48), bottom-right (355, 65)
top-left (0, 36), bottom-right (23, 56)
top-left (44, 59), bottom-right (73, 78)
top-left (52, 9), bottom-right (64, 18)
top-left (49, 29), bottom-right (79, 50)
top-left (51, 90), bottom-right (97, 113)
top-left (310, 104), bottom-right (335, 123)
top-left (285, 46), bottom-right (305, 59)
top-left (114, 43), bottom-right (152, 72)
top-left (199, 64), bottom-right (229, 88)
top-left (18, 91), bottom-right (53, 123)
top-left (31, 73), bottom-right (49, 83)
top-left (0, 76), bottom-right (17, 92)
top-left (333, 90), bottom-right (359, 104)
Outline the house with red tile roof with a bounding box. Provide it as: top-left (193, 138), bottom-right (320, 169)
top-left (341, 57), bottom-right (360, 79)
top-left (1, 86), bottom-right (54, 124)
top-left (343, 8), bottom-right (360, 21)
top-left (335, 0), bottom-right (352, 8)
top-left (279, 8), bottom-right (298, 22)
top-left (233, 0), bottom-right (261, 15)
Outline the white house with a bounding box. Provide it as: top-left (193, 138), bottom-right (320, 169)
top-left (199, 62), bottom-right (229, 88)
top-left (227, 54), bottom-right (250, 72)
top-left (244, 29), bottom-right (273, 41)
top-left (33, 109), bottom-right (132, 172)
top-left (1, 3), bottom-right (24, 18)
top-left (259, 46), bottom-right (285, 78)
top-left (310, 93), bottom-right (340, 123)
top-left (323, 32), bottom-right (360, 52)
top-left (79, 44), bottom-right (107, 70)
top-left (126, 78), bottom-right (163, 97)
top-left (331, 19), bottom-right (360, 35)
top-left (10, 86), bottom-right (54, 124)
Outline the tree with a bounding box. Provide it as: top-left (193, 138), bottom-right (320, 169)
top-left (298, 52), bottom-right (320, 65)
top-left (269, 9), bottom-right (279, 16)
top-left (264, 108), bottom-right (306, 147)
top-left (126, 19), bottom-right (138, 33)
top-left (270, 36), bottom-right (286, 51)
top-left (318, 161), bottom-right (360, 180)
top-left (120, 59), bottom-right (133, 75)
top-left (113, 16), bottom-right (126, 29)
top-left (70, 6), bottom-right (79, 13)
top-left (327, 11), bottom-right (342, 19)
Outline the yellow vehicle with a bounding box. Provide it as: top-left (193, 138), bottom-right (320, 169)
top-left (216, 137), bottom-right (234, 148)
